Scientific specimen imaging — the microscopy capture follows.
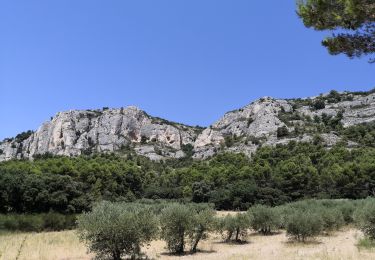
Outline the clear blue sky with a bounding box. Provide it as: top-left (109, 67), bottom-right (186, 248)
top-left (0, 0), bottom-right (374, 140)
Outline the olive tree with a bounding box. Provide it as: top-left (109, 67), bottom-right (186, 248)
top-left (160, 204), bottom-right (216, 254)
top-left (218, 213), bottom-right (250, 242)
top-left (188, 207), bottom-right (216, 252)
top-left (77, 202), bottom-right (158, 260)
top-left (286, 210), bottom-right (323, 242)
top-left (248, 205), bottom-right (280, 235)
top-left (160, 204), bottom-right (193, 254)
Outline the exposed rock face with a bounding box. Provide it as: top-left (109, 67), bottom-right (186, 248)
top-left (193, 97), bottom-right (292, 159)
top-left (1, 90), bottom-right (375, 161)
top-left (0, 107), bottom-right (199, 161)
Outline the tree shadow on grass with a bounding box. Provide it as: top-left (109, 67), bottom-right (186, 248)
top-left (213, 240), bottom-right (251, 245)
top-left (248, 231), bottom-right (283, 237)
top-left (123, 255), bottom-right (155, 260)
top-left (160, 249), bottom-right (216, 257)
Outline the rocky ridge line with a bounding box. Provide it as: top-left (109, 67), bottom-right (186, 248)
top-left (1, 89), bottom-right (375, 161)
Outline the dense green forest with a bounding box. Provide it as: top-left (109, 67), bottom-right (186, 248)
top-left (1, 122), bottom-right (375, 213)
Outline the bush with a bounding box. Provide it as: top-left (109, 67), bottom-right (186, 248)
top-left (277, 126), bottom-right (289, 138)
top-left (77, 202), bottom-right (158, 260)
top-left (248, 205), bottom-right (280, 235)
top-left (326, 90), bottom-right (342, 103)
top-left (319, 208), bottom-right (344, 232)
top-left (273, 206), bottom-right (289, 229)
top-left (15, 130), bottom-right (34, 142)
top-left (354, 199), bottom-right (375, 239)
top-left (42, 212), bottom-right (76, 231)
top-left (17, 215), bottom-right (43, 232)
top-left (1, 216), bottom-right (19, 231)
top-left (357, 237), bottom-right (375, 249)
top-left (160, 204), bottom-right (193, 254)
top-left (0, 215), bottom-right (43, 232)
top-left (218, 213), bottom-right (250, 242)
top-left (0, 213), bottom-right (76, 232)
top-left (286, 210), bottom-right (323, 242)
top-left (312, 99), bottom-right (325, 110)
top-left (337, 201), bottom-right (356, 224)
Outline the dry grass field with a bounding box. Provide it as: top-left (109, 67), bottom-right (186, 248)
top-left (1, 228), bottom-right (375, 260)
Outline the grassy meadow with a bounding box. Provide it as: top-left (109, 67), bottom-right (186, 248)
top-left (1, 227), bottom-right (375, 260)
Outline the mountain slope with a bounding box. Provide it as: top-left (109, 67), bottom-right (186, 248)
top-left (0, 106), bottom-right (201, 161)
top-left (1, 89), bottom-right (375, 161)
top-left (193, 90), bottom-right (375, 159)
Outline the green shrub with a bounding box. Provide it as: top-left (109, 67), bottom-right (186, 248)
top-left (63, 214), bottom-right (78, 229)
top-left (357, 237), bottom-right (375, 250)
top-left (286, 210), bottom-right (323, 242)
top-left (277, 126), bottom-right (289, 138)
top-left (1, 216), bottom-right (19, 231)
top-left (17, 215), bottom-right (43, 232)
top-left (248, 205), bottom-right (280, 235)
top-left (354, 199), bottom-right (375, 239)
top-left (319, 208), bottom-right (345, 232)
top-left (0, 213), bottom-right (76, 232)
top-left (77, 201), bottom-right (158, 260)
top-left (337, 201), bottom-right (356, 224)
top-left (273, 205), bottom-right (292, 229)
top-left (0, 215), bottom-right (43, 232)
top-left (15, 130), bottom-right (34, 142)
top-left (312, 99), bottom-right (325, 110)
top-left (42, 212), bottom-right (76, 231)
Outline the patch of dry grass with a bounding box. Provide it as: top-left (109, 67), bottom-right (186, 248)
top-left (1, 228), bottom-right (375, 260)
top-left (0, 230), bottom-right (92, 260)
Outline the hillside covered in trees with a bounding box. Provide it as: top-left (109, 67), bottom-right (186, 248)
top-left (1, 89), bottom-right (375, 213)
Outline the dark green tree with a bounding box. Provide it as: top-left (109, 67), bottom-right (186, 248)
top-left (297, 0), bottom-right (375, 61)
top-left (312, 99), bottom-right (326, 110)
top-left (277, 126), bottom-right (289, 138)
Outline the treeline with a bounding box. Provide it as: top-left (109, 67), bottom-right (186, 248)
top-left (0, 154), bottom-right (148, 213)
top-left (77, 199), bottom-right (375, 259)
top-left (2, 139), bottom-right (375, 213)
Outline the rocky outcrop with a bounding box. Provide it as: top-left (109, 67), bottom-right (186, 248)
top-left (192, 91), bottom-right (375, 159)
top-left (0, 106), bottom-right (199, 161)
top-left (1, 89), bottom-right (375, 161)
top-left (193, 97), bottom-right (292, 158)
